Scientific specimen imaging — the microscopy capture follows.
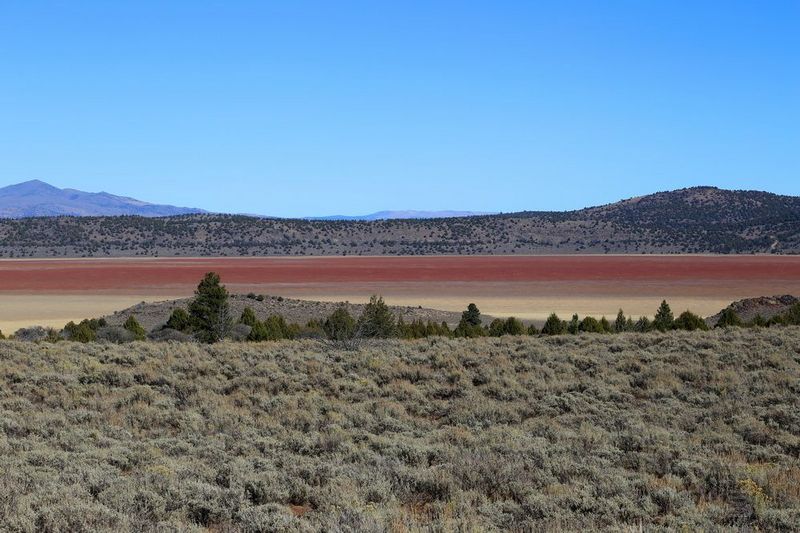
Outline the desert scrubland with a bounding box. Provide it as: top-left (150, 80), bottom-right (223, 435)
top-left (0, 329), bottom-right (798, 531)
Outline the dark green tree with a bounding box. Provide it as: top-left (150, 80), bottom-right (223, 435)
top-left (166, 308), bottom-right (191, 332)
top-left (634, 316), bottom-right (651, 332)
top-left (715, 308), bottom-right (742, 328)
top-left (63, 320), bottom-right (97, 343)
top-left (239, 307), bottom-right (258, 327)
top-left (579, 316), bottom-right (605, 333)
top-left (567, 313), bottom-right (580, 335)
top-left (454, 303), bottom-right (485, 338)
top-left (188, 272), bottom-right (232, 343)
top-left (527, 324), bottom-right (539, 335)
top-left (541, 313), bottom-right (566, 335)
top-left (653, 300), bottom-right (674, 332)
top-left (600, 316), bottom-right (612, 333)
top-left (357, 295), bottom-right (396, 338)
top-left (488, 318), bottom-right (506, 337)
top-left (673, 311), bottom-right (709, 331)
top-left (323, 307), bottom-right (357, 341)
top-left (123, 315), bottom-right (147, 340)
top-left (264, 314), bottom-right (292, 340)
top-left (461, 303), bottom-right (482, 327)
top-left (504, 317), bottom-right (526, 336)
top-left (615, 309), bottom-right (627, 333)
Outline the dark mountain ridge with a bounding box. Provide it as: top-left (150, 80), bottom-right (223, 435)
top-left (0, 186), bottom-right (798, 257)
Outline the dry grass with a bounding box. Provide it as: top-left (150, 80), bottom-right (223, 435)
top-left (0, 328), bottom-right (799, 531)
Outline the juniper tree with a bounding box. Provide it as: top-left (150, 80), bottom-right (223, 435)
top-left (324, 307), bottom-right (357, 341)
top-left (579, 316), bottom-right (604, 333)
top-left (488, 318), bottom-right (506, 337)
top-left (462, 303), bottom-right (482, 327)
top-left (615, 309), bottom-right (627, 333)
top-left (357, 295), bottom-right (396, 338)
top-left (166, 308), bottom-right (191, 332)
top-left (504, 317), bottom-right (525, 335)
top-left (123, 315), bottom-right (147, 340)
top-left (189, 272), bottom-right (232, 343)
top-left (542, 313), bottom-right (566, 335)
top-left (567, 313), bottom-right (580, 335)
top-left (715, 308), bottom-right (742, 328)
top-left (673, 310), bottom-right (708, 331)
top-left (653, 300), bottom-right (674, 332)
top-left (239, 307), bottom-right (258, 327)
top-left (454, 303), bottom-right (485, 337)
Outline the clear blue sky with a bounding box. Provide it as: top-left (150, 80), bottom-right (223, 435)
top-left (1, 1), bottom-right (797, 216)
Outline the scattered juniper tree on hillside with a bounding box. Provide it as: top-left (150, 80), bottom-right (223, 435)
top-left (542, 313), bottom-right (566, 335)
top-left (567, 313), bottom-right (580, 335)
top-left (488, 319), bottom-right (506, 337)
top-left (653, 300), bottom-right (674, 332)
top-left (165, 308), bottom-right (191, 332)
top-left (264, 314), bottom-right (293, 340)
top-left (357, 295), bottom-right (397, 338)
top-left (239, 307), bottom-right (258, 327)
top-left (487, 317), bottom-right (525, 337)
top-left (634, 316), bottom-right (651, 332)
top-left (462, 303), bottom-right (482, 327)
top-left (189, 272), bottom-right (232, 343)
top-left (615, 309), bottom-right (628, 333)
top-left (63, 320), bottom-right (97, 343)
top-left (673, 310), bottom-right (709, 331)
top-left (324, 307), bottom-right (357, 342)
top-left (123, 315), bottom-right (147, 340)
top-left (579, 316), bottom-right (605, 334)
top-left (454, 303), bottom-right (486, 338)
top-left (504, 317), bottom-right (526, 336)
top-left (715, 308), bottom-right (742, 328)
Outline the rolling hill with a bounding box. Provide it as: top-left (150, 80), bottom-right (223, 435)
top-left (0, 186), bottom-right (798, 257)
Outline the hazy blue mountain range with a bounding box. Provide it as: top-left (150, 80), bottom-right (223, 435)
top-left (0, 180), bottom-right (490, 220)
top-left (308, 210), bottom-right (494, 221)
top-left (0, 180), bottom-right (206, 218)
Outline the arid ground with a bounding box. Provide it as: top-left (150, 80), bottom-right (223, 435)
top-left (2, 255), bottom-right (800, 332)
top-left (0, 330), bottom-right (798, 530)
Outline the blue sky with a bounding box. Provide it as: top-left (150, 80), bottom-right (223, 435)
top-left (1, 1), bottom-right (797, 216)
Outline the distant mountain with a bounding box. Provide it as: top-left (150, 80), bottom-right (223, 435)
top-left (0, 180), bottom-right (206, 218)
top-left (0, 185), bottom-right (799, 257)
top-left (309, 210), bottom-right (494, 221)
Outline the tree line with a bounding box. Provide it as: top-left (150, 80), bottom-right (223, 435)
top-left (2, 272), bottom-right (799, 343)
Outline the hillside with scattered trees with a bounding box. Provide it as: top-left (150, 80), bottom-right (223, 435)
top-left (0, 187), bottom-right (798, 257)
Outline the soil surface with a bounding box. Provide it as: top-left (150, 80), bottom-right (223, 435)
top-left (2, 255), bottom-right (800, 331)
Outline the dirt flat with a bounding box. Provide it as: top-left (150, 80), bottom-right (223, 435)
top-left (2, 255), bottom-right (800, 332)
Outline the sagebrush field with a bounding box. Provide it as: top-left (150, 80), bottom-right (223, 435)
top-left (1, 329), bottom-right (799, 531)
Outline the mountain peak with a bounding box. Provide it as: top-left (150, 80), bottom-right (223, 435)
top-left (2, 179), bottom-right (61, 194)
top-left (0, 180), bottom-right (205, 218)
